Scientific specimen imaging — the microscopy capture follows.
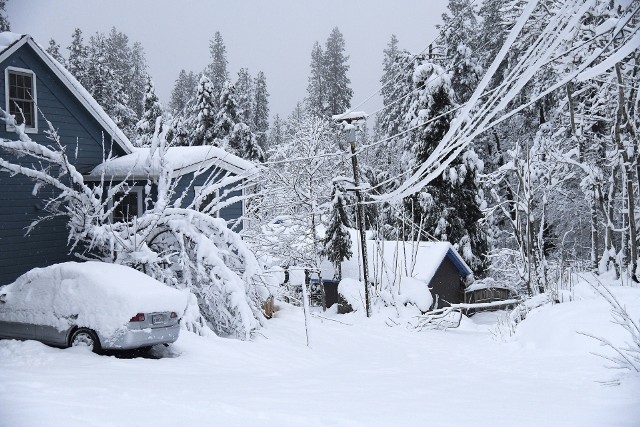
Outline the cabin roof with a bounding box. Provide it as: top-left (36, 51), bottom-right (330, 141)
top-left (86, 145), bottom-right (259, 180)
top-left (318, 234), bottom-right (473, 287)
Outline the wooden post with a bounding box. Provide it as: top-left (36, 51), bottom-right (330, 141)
top-left (347, 126), bottom-right (372, 317)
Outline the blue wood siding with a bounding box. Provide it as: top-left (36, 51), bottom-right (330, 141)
top-left (158, 170), bottom-right (244, 231)
top-left (0, 43), bottom-right (125, 285)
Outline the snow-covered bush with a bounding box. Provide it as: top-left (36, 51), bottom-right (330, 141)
top-left (0, 110), bottom-right (266, 339)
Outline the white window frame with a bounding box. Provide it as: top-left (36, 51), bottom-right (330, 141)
top-left (195, 186), bottom-right (220, 218)
top-left (109, 186), bottom-right (144, 223)
top-left (5, 66), bottom-right (38, 134)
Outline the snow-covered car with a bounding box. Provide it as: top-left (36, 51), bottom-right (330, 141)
top-left (0, 261), bottom-right (188, 353)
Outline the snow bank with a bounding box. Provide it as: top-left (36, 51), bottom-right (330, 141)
top-left (397, 276), bottom-right (434, 312)
top-left (338, 278), bottom-right (365, 312)
top-left (0, 261), bottom-right (188, 337)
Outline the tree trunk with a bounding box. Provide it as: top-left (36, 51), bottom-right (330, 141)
top-left (566, 82), bottom-right (584, 162)
top-left (614, 63), bottom-right (638, 282)
top-left (590, 194), bottom-right (599, 273)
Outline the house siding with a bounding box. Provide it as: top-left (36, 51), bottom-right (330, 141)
top-left (0, 43), bottom-right (125, 285)
top-left (429, 257), bottom-right (466, 309)
top-left (171, 170), bottom-right (244, 231)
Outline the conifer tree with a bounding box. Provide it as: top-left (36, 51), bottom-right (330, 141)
top-left (85, 33), bottom-right (119, 117)
top-left (438, 0), bottom-right (482, 103)
top-left (46, 39), bottom-right (64, 65)
top-left (253, 71), bottom-right (270, 151)
top-left (207, 31), bottom-right (229, 111)
top-left (214, 81), bottom-right (240, 143)
top-left (127, 41), bottom-right (148, 119)
top-left (235, 68), bottom-right (254, 126)
top-left (0, 0), bottom-right (10, 32)
top-left (192, 75), bottom-right (217, 146)
top-left (380, 34), bottom-right (399, 109)
top-left (321, 186), bottom-right (353, 280)
top-left (306, 41), bottom-right (326, 116)
top-left (135, 78), bottom-right (163, 148)
top-left (170, 70), bottom-right (198, 113)
top-left (67, 28), bottom-right (88, 87)
top-left (404, 57), bottom-right (488, 275)
top-left (323, 27), bottom-right (352, 117)
top-left (267, 114), bottom-right (283, 153)
top-left (215, 81), bottom-right (264, 161)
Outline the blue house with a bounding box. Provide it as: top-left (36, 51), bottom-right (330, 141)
top-left (0, 33), bottom-right (253, 285)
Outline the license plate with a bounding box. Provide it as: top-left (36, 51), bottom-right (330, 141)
top-left (152, 314), bottom-right (165, 325)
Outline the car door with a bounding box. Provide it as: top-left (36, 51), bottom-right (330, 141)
top-left (0, 291), bottom-right (35, 341)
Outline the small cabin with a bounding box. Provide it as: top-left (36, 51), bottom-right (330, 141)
top-left (464, 278), bottom-right (516, 312)
top-left (320, 238), bottom-right (474, 310)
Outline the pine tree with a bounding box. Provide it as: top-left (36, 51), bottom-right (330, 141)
top-left (235, 68), bottom-right (254, 126)
top-left (127, 41), bottom-right (148, 119)
top-left (207, 31), bottom-right (229, 111)
top-left (215, 81), bottom-right (264, 161)
top-left (135, 78), bottom-right (163, 148)
top-left (323, 27), bottom-right (353, 117)
top-left (306, 41), bottom-right (326, 116)
top-left (253, 71), bottom-right (270, 151)
top-left (46, 39), bottom-right (64, 65)
top-left (380, 34), bottom-right (400, 109)
top-left (85, 33), bottom-right (119, 117)
top-left (192, 75), bottom-right (217, 146)
top-left (438, 0), bottom-right (483, 103)
top-left (267, 114), bottom-right (283, 153)
top-left (0, 0), bottom-right (10, 32)
top-left (170, 70), bottom-right (198, 113)
top-left (214, 81), bottom-right (239, 144)
top-left (404, 57), bottom-right (488, 275)
top-left (321, 186), bottom-right (353, 280)
top-left (67, 28), bottom-right (88, 87)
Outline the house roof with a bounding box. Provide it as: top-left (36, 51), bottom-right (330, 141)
top-left (86, 145), bottom-right (259, 180)
top-left (0, 32), bottom-right (134, 154)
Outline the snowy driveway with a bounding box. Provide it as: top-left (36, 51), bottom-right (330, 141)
top-left (1, 286), bottom-right (639, 426)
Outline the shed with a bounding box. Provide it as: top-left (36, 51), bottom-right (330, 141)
top-left (321, 237), bottom-right (474, 310)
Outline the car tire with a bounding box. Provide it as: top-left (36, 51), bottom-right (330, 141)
top-left (69, 328), bottom-right (101, 353)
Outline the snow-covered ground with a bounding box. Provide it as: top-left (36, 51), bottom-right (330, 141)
top-left (1, 277), bottom-right (639, 426)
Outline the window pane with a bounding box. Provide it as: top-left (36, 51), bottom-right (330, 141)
top-left (113, 191), bottom-right (139, 222)
top-left (7, 71), bottom-right (35, 128)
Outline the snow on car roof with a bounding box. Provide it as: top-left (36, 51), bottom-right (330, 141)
top-left (0, 261), bottom-right (188, 337)
top-left (86, 145), bottom-right (259, 180)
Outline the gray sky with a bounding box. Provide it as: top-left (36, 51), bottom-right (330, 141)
top-left (8, 0), bottom-right (448, 121)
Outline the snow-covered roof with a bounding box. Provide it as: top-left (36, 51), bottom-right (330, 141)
top-left (465, 278), bottom-right (515, 292)
top-left (0, 32), bottom-right (134, 154)
top-left (320, 233), bottom-right (473, 287)
top-left (86, 145), bottom-right (258, 180)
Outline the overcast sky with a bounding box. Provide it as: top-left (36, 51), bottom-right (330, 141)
top-left (8, 0), bottom-right (448, 121)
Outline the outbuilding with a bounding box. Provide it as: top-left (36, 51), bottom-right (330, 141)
top-left (321, 238), bottom-right (474, 310)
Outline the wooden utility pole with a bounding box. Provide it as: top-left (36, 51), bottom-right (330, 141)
top-left (348, 126), bottom-right (371, 317)
top-left (333, 112), bottom-right (371, 317)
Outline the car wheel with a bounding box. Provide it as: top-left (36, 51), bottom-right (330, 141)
top-left (70, 328), bottom-right (101, 353)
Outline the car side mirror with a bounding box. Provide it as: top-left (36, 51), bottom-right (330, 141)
top-left (0, 294), bottom-right (5, 303)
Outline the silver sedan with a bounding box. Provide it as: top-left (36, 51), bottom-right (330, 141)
top-left (0, 262), bottom-right (184, 353)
